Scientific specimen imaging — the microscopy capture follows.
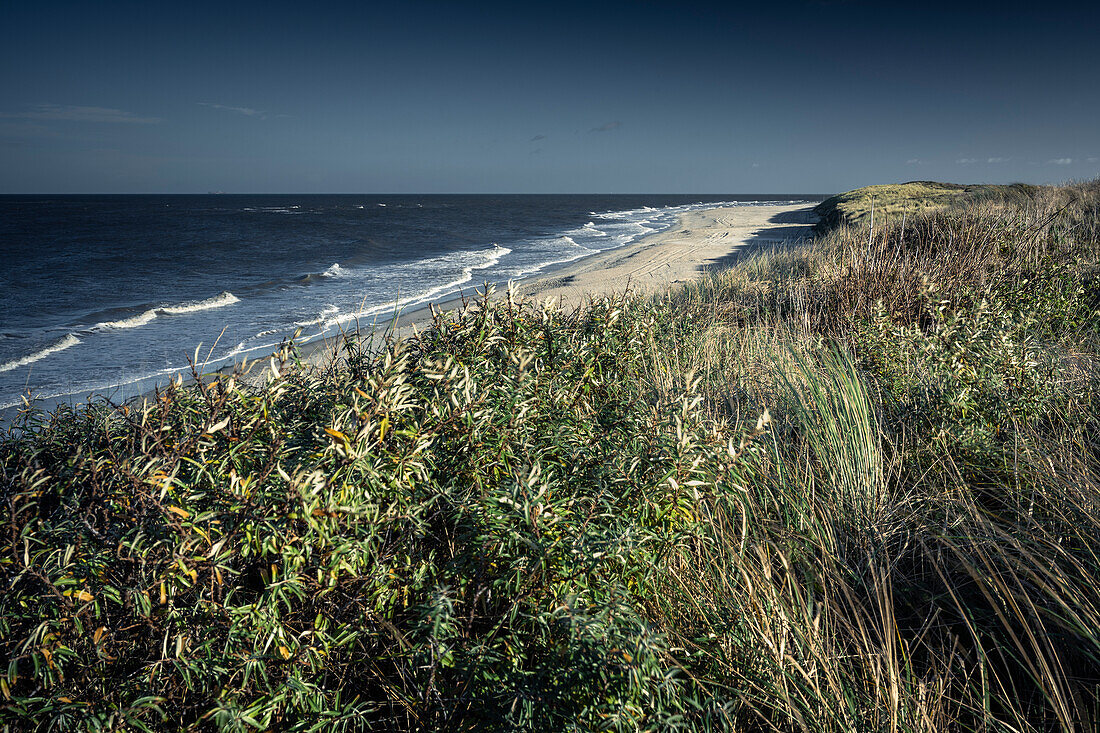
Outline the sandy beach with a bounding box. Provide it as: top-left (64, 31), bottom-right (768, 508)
top-left (515, 202), bottom-right (817, 307)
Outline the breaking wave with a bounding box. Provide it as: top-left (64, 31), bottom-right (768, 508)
top-left (329, 243), bottom-right (513, 325)
top-left (91, 291), bottom-right (241, 331)
top-left (0, 334), bottom-right (81, 373)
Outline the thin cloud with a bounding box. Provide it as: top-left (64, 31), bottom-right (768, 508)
top-left (0, 104), bottom-right (161, 123)
top-left (198, 102), bottom-right (267, 119)
top-left (906, 158), bottom-right (922, 165)
top-left (591, 121), bottom-right (621, 133)
top-left (987, 157), bottom-right (1009, 163)
top-left (956, 157), bottom-right (978, 164)
top-left (530, 134), bottom-right (546, 142)
top-left (0, 121), bottom-right (70, 139)
top-left (1047, 158), bottom-right (1073, 165)
top-left (1088, 157), bottom-right (1099, 163)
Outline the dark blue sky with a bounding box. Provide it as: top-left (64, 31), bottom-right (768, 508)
top-left (2, 0), bottom-right (1097, 193)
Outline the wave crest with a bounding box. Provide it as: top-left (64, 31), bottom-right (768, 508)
top-left (88, 291), bottom-right (240, 332)
top-left (565, 221), bottom-right (608, 238)
top-left (0, 334), bottom-right (81, 373)
top-left (160, 291), bottom-right (240, 315)
top-left (100, 308), bottom-right (159, 330)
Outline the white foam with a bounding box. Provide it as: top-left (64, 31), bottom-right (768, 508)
top-left (327, 243), bottom-right (512, 326)
top-left (224, 338), bottom-right (283, 360)
top-left (99, 308), bottom-right (159, 330)
top-left (367, 244), bottom-right (511, 316)
top-left (0, 334), bottom-right (81, 374)
top-left (593, 206), bottom-right (664, 220)
top-left (224, 329), bottom-right (283, 360)
top-left (508, 236), bottom-right (599, 277)
top-left (322, 263), bottom-right (345, 277)
top-left (89, 291), bottom-right (239, 332)
top-left (242, 206), bottom-right (300, 214)
top-left (565, 221), bottom-right (608, 238)
top-left (294, 304), bottom-right (339, 328)
top-left (161, 291), bottom-right (240, 315)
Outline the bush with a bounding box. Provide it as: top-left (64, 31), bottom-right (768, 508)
top-left (1, 292), bottom-right (769, 731)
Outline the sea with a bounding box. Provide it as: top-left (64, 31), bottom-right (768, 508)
top-left (0, 194), bottom-right (822, 416)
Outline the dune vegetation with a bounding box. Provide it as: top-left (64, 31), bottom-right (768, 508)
top-left (3, 180), bottom-right (1100, 731)
top-left (812, 180), bottom-right (1042, 232)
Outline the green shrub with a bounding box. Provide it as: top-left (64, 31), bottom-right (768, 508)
top-left (1, 293), bottom-right (770, 731)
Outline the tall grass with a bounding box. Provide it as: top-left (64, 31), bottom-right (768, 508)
top-left (657, 179), bottom-right (1100, 731)
top-left (2, 181), bottom-right (1099, 730)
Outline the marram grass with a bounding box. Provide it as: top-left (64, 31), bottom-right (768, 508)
top-left (3, 180), bottom-right (1100, 731)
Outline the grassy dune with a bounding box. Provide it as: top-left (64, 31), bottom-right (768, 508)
top-left (812, 180), bottom-right (1042, 232)
top-left (3, 180), bottom-right (1100, 731)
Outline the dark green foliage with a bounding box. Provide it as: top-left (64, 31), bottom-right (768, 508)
top-left (1, 293), bottom-right (759, 731)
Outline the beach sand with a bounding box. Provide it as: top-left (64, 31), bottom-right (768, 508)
top-left (514, 202), bottom-right (817, 307)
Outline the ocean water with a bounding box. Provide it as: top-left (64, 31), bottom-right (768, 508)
top-left (0, 194), bottom-right (820, 413)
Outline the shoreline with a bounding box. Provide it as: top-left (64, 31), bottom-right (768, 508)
top-left (289, 201), bottom-right (818, 372)
top-left (2, 202), bottom-right (818, 420)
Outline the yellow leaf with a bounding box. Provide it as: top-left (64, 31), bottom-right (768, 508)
top-left (64, 589), bottom-right (94, 602)
top-left (93, 626), bottom-right (106, 645)
top-left (278, 645), bottom-right (291, 660)
top-left (324, 427), bottom-right (348, 442)
top-left (166, 506), bottom-right (190, 519)
top-left (204, 416), bottom-right (230, 435)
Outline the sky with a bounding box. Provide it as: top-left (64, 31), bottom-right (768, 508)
top-left (2, 0), bottom-right (1098, 193)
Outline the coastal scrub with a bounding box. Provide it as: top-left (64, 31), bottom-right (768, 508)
top-left (3, 180), bottom-right (1100, 731)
